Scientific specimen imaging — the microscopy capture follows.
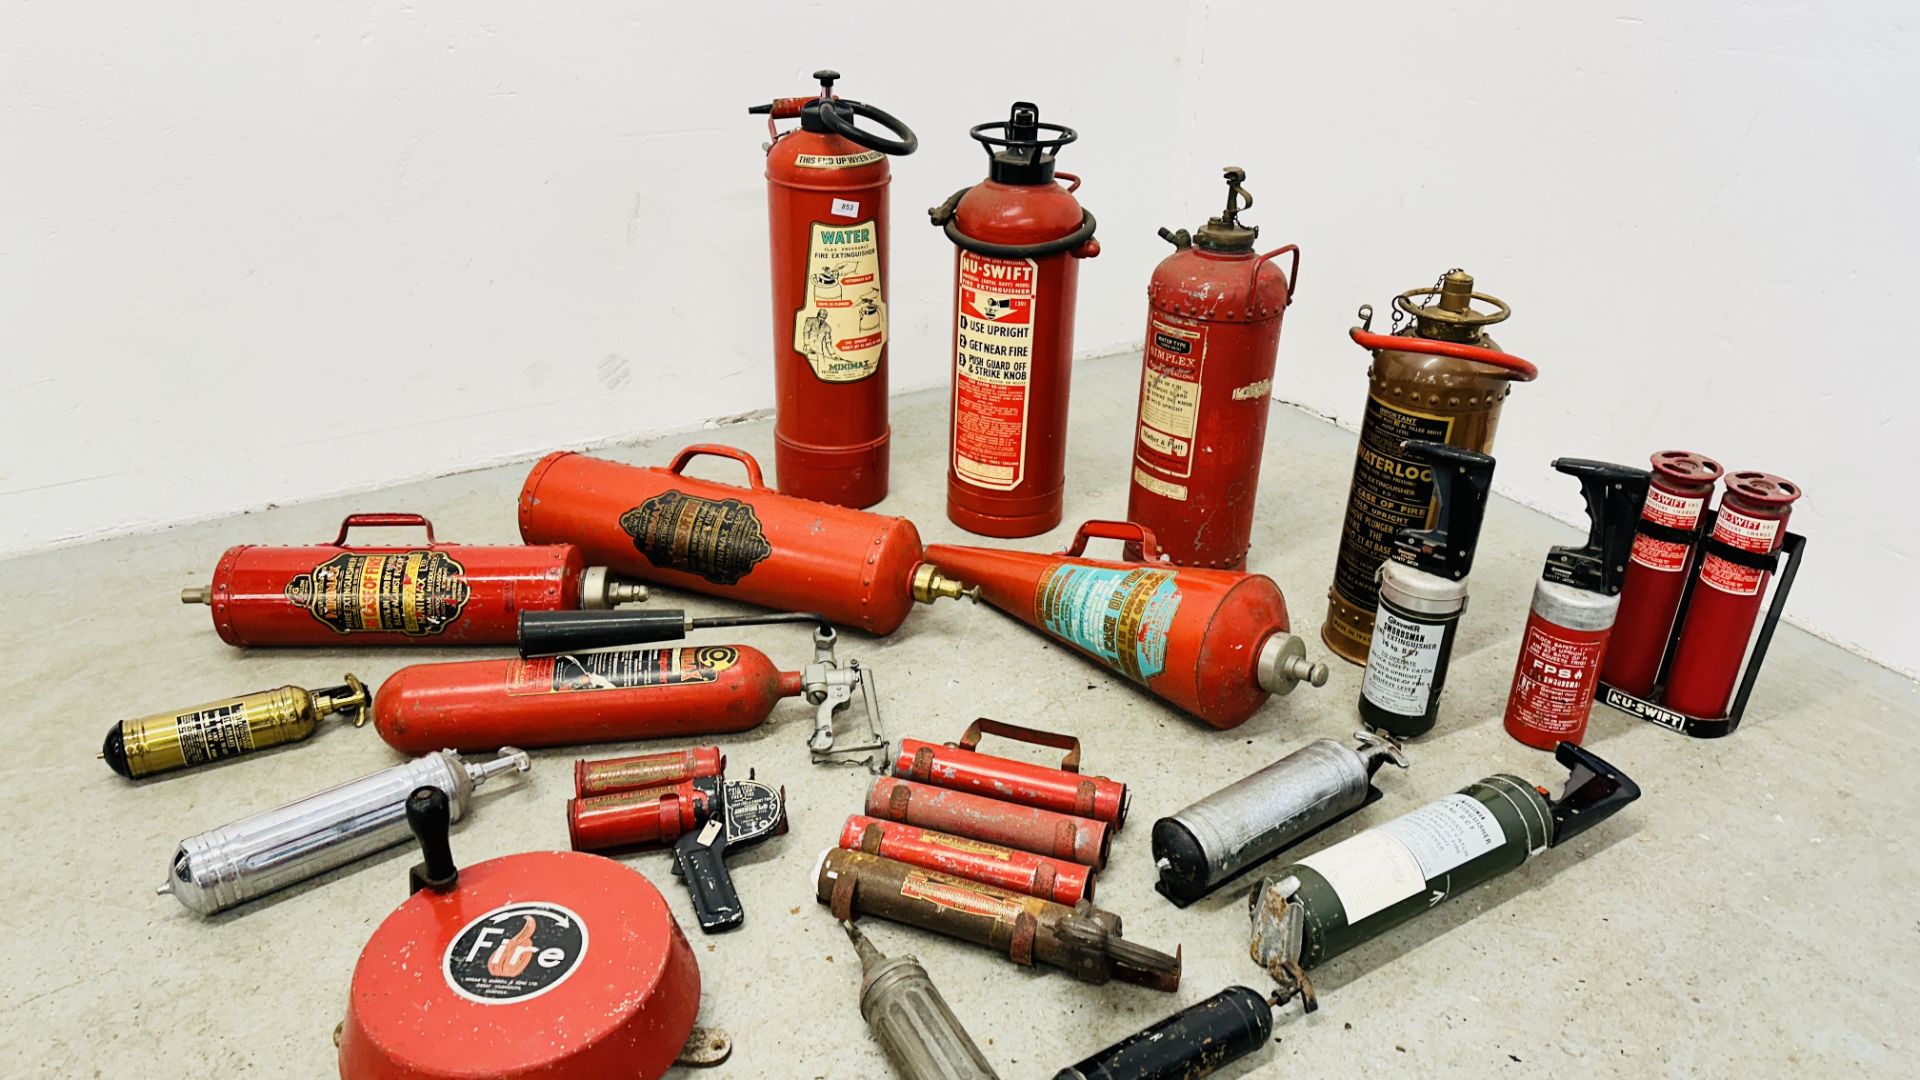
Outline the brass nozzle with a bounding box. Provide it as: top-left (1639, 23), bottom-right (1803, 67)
top-left (314, 674), bottom-right (372, 727)
top-left (1437, 269), bottom-right (1475, 313)
top-left (181, 586), bottom-right (212, 605)
top-left (911, 564), bottom-right (978, 605)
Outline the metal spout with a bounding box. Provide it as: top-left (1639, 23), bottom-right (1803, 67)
top-left (1256, 634), bottom-right (1330, 696)
top-left (911, 563), bottom-right (979, 605)
top-left (465, 746), bottom-right (532, 787)
top-left (181, 586), bottom-right (211, 605)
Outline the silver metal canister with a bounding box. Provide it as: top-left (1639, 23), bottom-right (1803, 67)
top-left (1151, 734), bottom-right (1406, 907)
top-left (159, 747), bottom-right (530, 916)
top-left (845, 920), bottom-right (999, 1080)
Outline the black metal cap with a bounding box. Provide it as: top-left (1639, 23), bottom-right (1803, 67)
top-left (1392, 442), bottom-right (1496, 581)
top-left (1546, 742), bottom-right (1641, 846)
top-left (1150, 817), bottom-right (1211, 908)
top-left (972, 102), bottom-right (1076, 185)
top-left (101, 724), bottom-right (132, 779)
top-left (1542, 459), bottom-right (1653, 595)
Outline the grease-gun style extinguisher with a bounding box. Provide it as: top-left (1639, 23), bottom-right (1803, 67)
top-left (750, 70), bottom-right (918, 508)
top-left (1358, 442), bottom-right (1496, 739)
top-left (1503, 459), bottom-right (1650, 750)
top-left (1661, 471), bottom-right (1802, 719)
top-left (930, 102), bottom-right (1099, 537)
top-left (1323, 270), bottom-right (1537, 666)
top-left (1599, 451), bottom-right (1725, 698)
top-left (1125, 167), bottom-right (1299, 570)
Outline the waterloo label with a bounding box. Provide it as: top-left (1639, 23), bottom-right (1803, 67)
top-left (792, 220), bottom-right (886, 382)
top-left (505, 646), bottom-right (738, 696)
top-left (285, 550), bottom-right (471, 636)
top-left (619, 491), bottom-right (772, 585)
top-left (443, 901), bottom-right (589, 1005)
top-left (1333, 398), bottom-right (1454, 613)
top-left (953, 252), bottom-right (1038, 491)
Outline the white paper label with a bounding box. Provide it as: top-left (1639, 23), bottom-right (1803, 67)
top-left (1298, 794), bottom-right (1505, 922)
top-left (1360, 609), bottom-right (1446, 715)
top-left (1379, 794), bottom-right (1504, 878)
top-left (830, 197), bottom-right (860, 218)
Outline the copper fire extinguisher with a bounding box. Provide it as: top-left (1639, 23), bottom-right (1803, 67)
top-left (750, 70), bottom-right (917, 508)
top-left (915, 520), bottom-right (1327, 728)
top-left (1126, 167), bottom-right (1299, 569)
top-left (1323, 271), bottom-right (1537, 665)
top-left (929, 102), bottom-right (1099, 538)
top-left (181, 513), bottom-right (647, 647)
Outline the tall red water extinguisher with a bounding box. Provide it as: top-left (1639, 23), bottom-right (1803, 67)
top-left (1126, 167), bottom-right (1298, 570)
top-left (1662, 471), bottom-right (1802, 719)
top-left (930, 102), bottom-right (1099, 537)
top-left (1599, 450), bottom-right (1724, 697)
top-left (750, 70), bottom-right (918, 508)
top-left (1503, 458), bottom-right (1650, 750)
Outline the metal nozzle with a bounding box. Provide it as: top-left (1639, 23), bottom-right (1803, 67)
top-left (579, 566), bottom-right (650, 609)
top-left (313, 674), bottom-right (372, 727)
top-left (464, 746), bottom-right (532, 787)
top-left (844, 919), bottom-right (883, 971)
top-left (911, 563), bottom-right (979, 605)
top-left (181, 586), bottom-right (212, 605)
top-left (1256, 634), bottom-right (1329, 696)
top-left (1436, 269), bottom-right (1474, 313)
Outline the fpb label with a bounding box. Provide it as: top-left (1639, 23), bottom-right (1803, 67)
top-left (1034, 564), bottom-right (1180, 683)
top-left (792, 220), bottom-right (885, 382)
top-left (953, 252), bottom-right (1037, 491)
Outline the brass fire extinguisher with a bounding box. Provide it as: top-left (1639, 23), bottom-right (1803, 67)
top-left (1322, 270), bottom-right (1538, 666)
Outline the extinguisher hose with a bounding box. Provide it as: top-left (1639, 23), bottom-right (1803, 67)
top-left (1348, 327), bottom-right (1538, 381)
top-left (519, 610), bottom-right (829, 656)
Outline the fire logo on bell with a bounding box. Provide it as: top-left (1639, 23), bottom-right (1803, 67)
top-left (443, 901), bottom-right (589, 1005)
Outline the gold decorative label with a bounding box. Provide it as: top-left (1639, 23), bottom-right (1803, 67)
top-left (619, 491), bottom-right (772, 586)
top-left (285, 550), bottom-right (471, 635)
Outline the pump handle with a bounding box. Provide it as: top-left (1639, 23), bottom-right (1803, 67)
top-left (333, 513), bottom-right (438, 546)
top-left (1062, 519), bottom-right (1164, 563)
top-left (1543, 458), bottom-right (1651, 596)
top-left (1546, 742), bottom-right (1641, 846)
top-left (405, 786), bottom-right (458, 894)
top-left (668, 444), bottom-right (770, 491)
top-left (1349, 327), bottom-right (1538, 382)
top-left (957, 717), bottom-right (1082, 774)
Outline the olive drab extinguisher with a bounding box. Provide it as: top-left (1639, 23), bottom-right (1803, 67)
top-left (750, 70), bottom-right (917, 509)
top-left (930, 102), bottom-right (1099, 538)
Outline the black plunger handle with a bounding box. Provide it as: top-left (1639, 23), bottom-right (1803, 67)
top-left (518, 609), bottom-right (693, 656)
top-left (672, 825), bottom-right (745, 933)
top-left (406, 786), bottom-right (458, 894)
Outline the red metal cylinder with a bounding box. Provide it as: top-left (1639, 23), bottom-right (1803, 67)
top-left (1503, 585), bottom-right (1616, 750)
top-left (758, 72), bottom-right (914, 507)
top-left (1126, 171), bottom-right (1297, 570)
top-left (568, 781), bottom-right (710, 853)
top-left (936, 102), bottom-right (1099, 537)
top-left (866, 777), bottom-right (1110, 868)
top-left (517, 446), bottom-right (926, 634)
top-left (1601, 451), bottom-right (1725, 697)
top-left (893, 718), bottom-right (1127, 827)
top-left (192, 513), bottom-right (594, 647)
top-left (575, 747), bottom-right (724, 798)
top-left (839, 814), bottom-right (1093, 905)
top-left (1663, 472), bottom-right (1801, 718)
top-left (373, 645), bottom-right (802, 754)
top-left (920, 520), bottom-right (1318, 729)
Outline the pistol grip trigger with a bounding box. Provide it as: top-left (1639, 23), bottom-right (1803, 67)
top-left (672, 821), bottom-right (744, 934)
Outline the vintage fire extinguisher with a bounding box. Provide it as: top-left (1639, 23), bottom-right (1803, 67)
top-left (1662, 471), bottom-right (1802, 719)
top-left (916, 520), bottom-right (1327, 729)
top-left (750, 69), bottom-right (917, 508)
top-left (518, 445), bottom-right (970, 635)
top-left (1125, 166), bottom-right (1298, 569)
top-left (103, 675), bottom-right (369, 779)
top-left (929, 102), bottom-right (1099, 537)
top-left (1502, 458), bottom-right (1650, 750)
top-left (181, 513), bottom-right (647, 647)
top-left (1358, 441), bottom-right (1496, 738)
top-left (1323, 271), bottom-right (1537, 665)
top-left (1599, 451), bottom-right (1725, 697)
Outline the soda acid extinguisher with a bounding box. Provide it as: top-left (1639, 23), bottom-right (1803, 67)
top-left (1323, 271), bottom-right (1537, 665)
top-left (914, 520), bottom-right (1327, 728)
top-left (181, 513), bottom-right (647, 647)
top-left (929, 102), bottom-right (1098, 537)
top-left (1662, 471), bottom-right (1802, 719)
top-left (750, 70), bottom-right (917, 508)
top-left (1502, 459), bottom-right (1650, 750)
top-left (1599, 451), bottom-right (1725, 697)
top-left (1126, 167), bottom-right (1299, 569)
top-left (1358, 442), bottom-right (1495, 739)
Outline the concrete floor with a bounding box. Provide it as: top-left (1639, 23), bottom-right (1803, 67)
top-left (3, 351), bottom-right (1914, 1078)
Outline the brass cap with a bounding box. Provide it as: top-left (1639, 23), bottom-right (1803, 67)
top-left (911, 563), bottom-right (978, 605)
top-left (314, 674), bottom-right (372, 727)
top-left (1393, 268), bottom-right (1512, 344)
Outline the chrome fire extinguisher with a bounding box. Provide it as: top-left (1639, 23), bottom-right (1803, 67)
top-left (750, 69), bottom-right (917, 508)
top-left (1323, 271), bottom-right (1537, 665)
top-left (1599, 450), bottom-right (1725, 697)
top-left (930, 102), bottom-right (1099, 538)
top-left (1126, 167), bottom-right (1298, 570)
top-left (1502, 459), bottom-right (1650, 750)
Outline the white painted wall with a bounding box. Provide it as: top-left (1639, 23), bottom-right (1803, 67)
top-left (3, 3), bottom-right (1914, 674)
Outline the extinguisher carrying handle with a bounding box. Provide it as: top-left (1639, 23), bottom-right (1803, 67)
top-left (1348, 327), bottom-right (1539, 382)
top-left (668, 444), bottom-right (771, 491)
top-left (1062, 520), bottom-right (1165, 564)
top-left (957, 718), bottom-right (1082, 774)
top-left (332, 513), bottom-right (438, 546)
top-left (1255, 244), bottom-right (1302, 307)
top-left (1544, 742), bottom-right (1642, 846)
top-left (816, 98), bottom-right (919, 157)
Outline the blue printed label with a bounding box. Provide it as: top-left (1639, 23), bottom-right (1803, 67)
top-left (1034, 564), bottom-right (1182, 683)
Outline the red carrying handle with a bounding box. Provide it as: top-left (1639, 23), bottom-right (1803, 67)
top-left (668, 445), bottom-right (770, 490)
top-left (1061, 520), bottom-right (1164, 563)
top-left (1349, 327), bottom-right (1539, 381)
top-left (957, 718), bottom-right (1082, 773)
top-left (1254, 244), bottom-right (1301, 308)
top-left (332, 513), bottom-right (436, 546)
top-left (1055, 171), bottom-right (1083, 194)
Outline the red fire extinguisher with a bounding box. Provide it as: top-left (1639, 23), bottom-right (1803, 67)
top-left (1126, 167), bottom-right (1299, 569)
top-left (180, 513), bottom-right (647, 647)
top-left (930, 102), bottom-right (1099, 537)
top-left (750, 70), bottom-right (917, 509)
top-left (1599, 450), bottom-right (1724, 697)
top-left (1662, 471), bottom-right (1802, 719)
